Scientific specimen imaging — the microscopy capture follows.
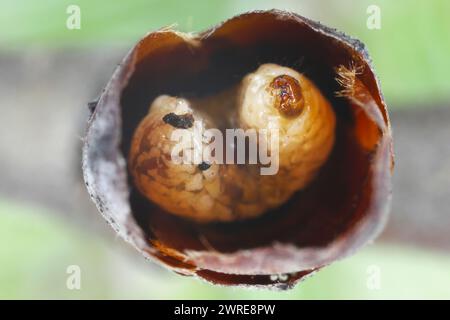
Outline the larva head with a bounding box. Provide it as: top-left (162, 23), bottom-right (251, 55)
top-left (270, 74), bottom-right (304, 117)
top-left (239, 63), bottom-right (335, 142)
top-left (238, 64), bottom-right (312, 131)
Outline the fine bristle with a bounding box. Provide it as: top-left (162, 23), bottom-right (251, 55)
top-left (335, 62), bottom-right (364, 98)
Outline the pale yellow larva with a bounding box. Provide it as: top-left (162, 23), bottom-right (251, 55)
top-left (129, 64), bottom-right (336, 222)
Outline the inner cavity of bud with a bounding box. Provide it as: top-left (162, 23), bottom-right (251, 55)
top-left (269, 75), bottom-right (304, 117)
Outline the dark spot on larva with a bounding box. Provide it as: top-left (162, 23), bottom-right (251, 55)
top-left (163, 112), bottom-right (194, 129)
top-left (198, 161), bottom-right (211, 171)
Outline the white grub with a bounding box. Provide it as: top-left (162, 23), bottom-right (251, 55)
top-left (129, 64), bottom-right (336, 222)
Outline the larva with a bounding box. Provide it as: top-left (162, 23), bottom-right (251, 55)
top-left (129, 64), bottom-right (336, 222)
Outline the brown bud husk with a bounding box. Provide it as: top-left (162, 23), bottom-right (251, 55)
top-left (82, 10), bottom-right (394, 289)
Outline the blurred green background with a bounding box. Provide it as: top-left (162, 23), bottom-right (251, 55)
top-left (1, 0), bottom-right (450, 299)
top-left (2, 0), bottom-right (450, 106)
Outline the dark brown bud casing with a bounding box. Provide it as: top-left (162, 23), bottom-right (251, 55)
top-left (82, 10), bottom-right (394, 289)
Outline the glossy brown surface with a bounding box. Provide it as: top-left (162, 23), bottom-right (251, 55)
top-left (270, 75), bottom-right (304, 117)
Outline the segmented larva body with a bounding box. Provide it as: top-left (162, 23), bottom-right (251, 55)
top-left (129, 64), bottom-right (336, 222)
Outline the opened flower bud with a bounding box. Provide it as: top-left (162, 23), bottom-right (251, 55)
top-left (129, 63), bottom-right (336, 222)
top-left (83, 10), bottom-right (393, 289)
